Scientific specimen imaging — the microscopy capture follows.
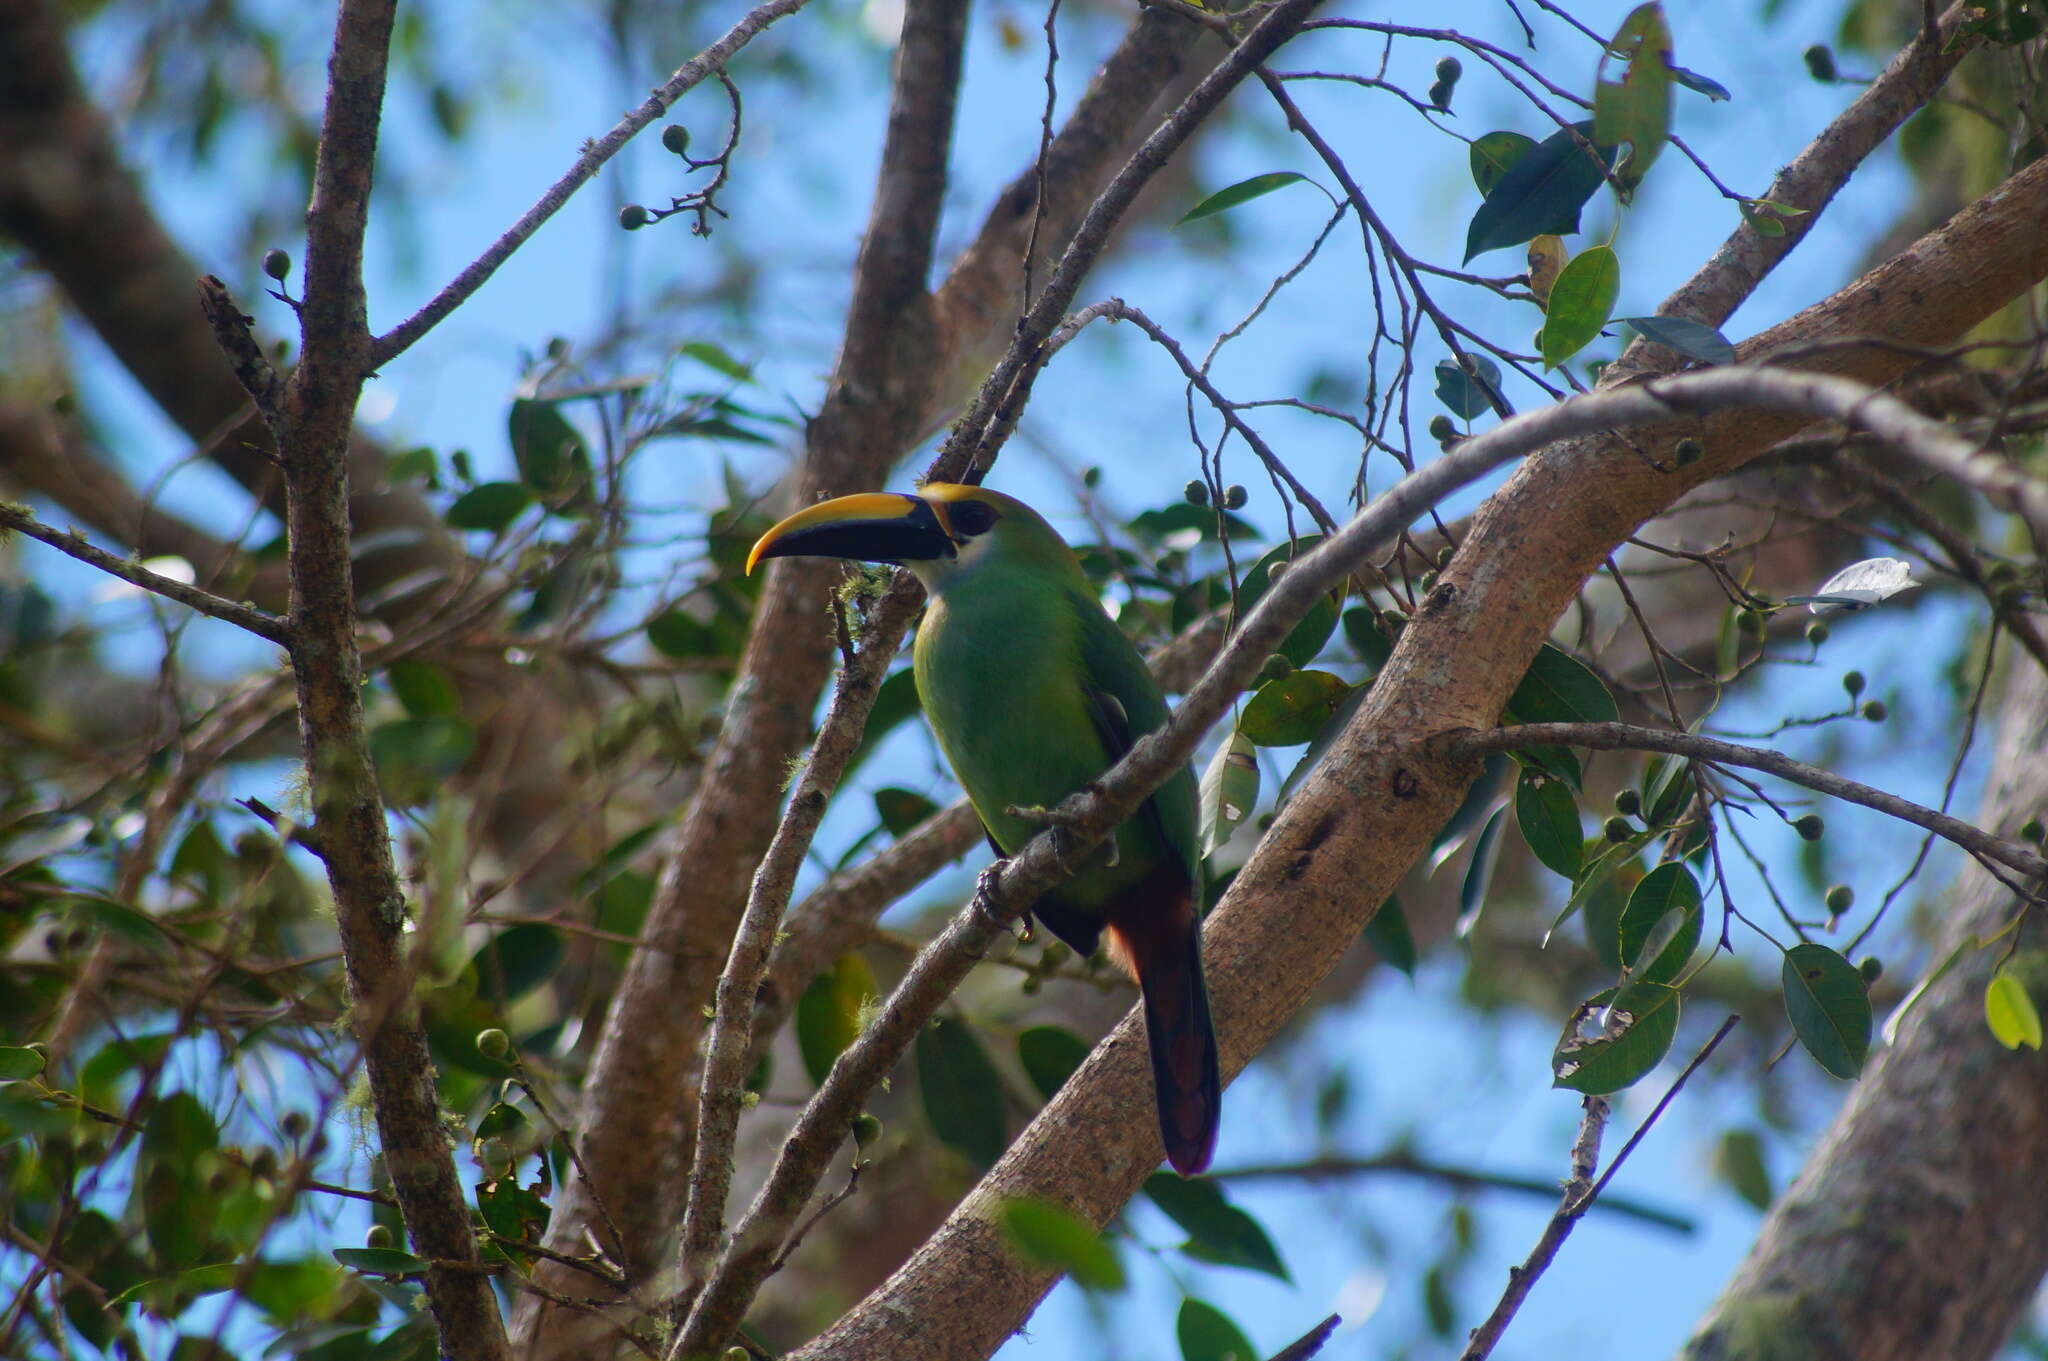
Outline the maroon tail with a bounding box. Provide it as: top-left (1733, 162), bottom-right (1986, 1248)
top-left (1107, 871), bottom-right (1221, 1177)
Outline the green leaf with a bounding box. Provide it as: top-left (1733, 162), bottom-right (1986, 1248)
top-left (1623, 315), bottom-right (1735, 366)
top-left (1238, 536), bottom-right (1343, 668)
top-left (1239, 671), bottom-right (1351, 747)
top-left (1617, 861), bottom-right (1702, 984)
top-left (1018, 1025), bottom-right (1093, 1101)
top-left (1178, 1298), bottom-right (1258, 1361)
top-left (678, 340), bottom-right (753, 383)
top-left (1143, 1174), bottom-right (1290, 1280)
top-left (1433, 355), bottom-right (1505, 420)
top-left (1594, 4), bottom-right (1673, 187)
top-left (1782, 943), bottom-right (1872, 1078)
top-left (796, 953), bottom-right (875, 1086)
top-left (1553, 981), bottom-right (1681, 1093)
top-left (1469, 131), bottom-right (1538, 198)
top-left (996, 1197), bottom-right (1124, 1290)
top-left (646, 608), bottom-right (715, 659)
top-left (1177, 172), bottom-right (1309, 225)
top-left (1538, 245), bottom-right (1620, 368)
top-left (1464, 121), bottom-right (1619, 262)
top-left (471, 924), bottom-right (564, 1003)
top-left (873, 787), bottom-right (939, 837)
top-left (0, 1046), bottom-right (45, 1080)
top-left (332, 1247), bottom-right (429, 1277)
top-left (507, 397), bottom-right (591, 502)
top-left (368, 716), bottom-right (476, 804)
top-left (1669, 64), bottom-right (1731, 100)
top-left (916, 1016), bottom-right (1006, 1167)
top-left (1986, 969), bottom-right (2043, 1050)
top-left (1713, 1128), bottom-right (1773, 1210)
top-left (1515, 769), bottom-right (1583, 880)
top-left (1641, 755), bottom-right (1696, 825)
top-left (444, 482), bottom-right (532, 533)
top-left (1458, 805), bottom-right (1509, 936)
top-left (1363, 896), bottom-right (1417, 976)
top-left (1198, 732), bottom-right (1260, 858)
top-left (386, 660), bottom-right (461, 719)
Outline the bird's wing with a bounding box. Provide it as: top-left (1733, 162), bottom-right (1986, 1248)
top-left (1068, 587), bottom-right (1203, 885)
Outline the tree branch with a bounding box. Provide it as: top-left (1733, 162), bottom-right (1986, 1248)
top-left (1455, 721), bottom-right (2048, 882)
top-left (0, 500), bottom-right (293, 645)
top-left (369, 0), bottom-right (814, 366)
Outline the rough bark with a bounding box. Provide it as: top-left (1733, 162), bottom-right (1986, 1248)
top-left (783, 119), bottom-right (2048, 1361)
top-left (1679, 659), bottom-right (2048, 1361)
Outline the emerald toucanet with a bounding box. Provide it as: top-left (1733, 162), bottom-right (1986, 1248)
top-left (748, 483), bottom-right (1220, 1176)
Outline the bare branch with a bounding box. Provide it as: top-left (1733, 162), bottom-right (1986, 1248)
top-left (369, 0), bottom-right (815, 366)
top-left (0, 500), bottom-right (293, 645)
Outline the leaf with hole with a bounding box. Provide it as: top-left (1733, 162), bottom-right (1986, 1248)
top-left (1595, 4), bottom-right (1673, 187)
top-left (916, 1016), bottom-right (1006, 1167)
top-left (1617, 861), bottom-right (1702, 983)
top-left (996, 1197), bottom-right (1124, 1290)
top-left (1553, 981), bottom-right (1681, 1092)
top-left (1538, 245), bottom-right (1620, 368)
top-left (1464, 121), bottom-right (1619, 261)
top-left (1199, 732), bottom-right (1259, 858)
top-left (1782, 943), bottom-right (1871, 1078)
top-left (1515, 769), bottom-right (1583, 880)
top-left (1177, 172), bottom-right (1310, 225)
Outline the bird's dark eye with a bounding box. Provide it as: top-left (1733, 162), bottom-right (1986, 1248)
top-left (947, 500), bottom-right (998, 537)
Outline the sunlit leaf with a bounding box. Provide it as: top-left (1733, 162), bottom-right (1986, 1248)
top-left (1785, 556), bottom-right (1920, 614)
top-left (1538, 245), bottom-right (1620, 368)
top-left (1594, 4), bottom-right (1674, 188)
top-left (332, 1248), bottom-right (428, 1277)
top-left (1985, 969), bottom-right (2043, 1051)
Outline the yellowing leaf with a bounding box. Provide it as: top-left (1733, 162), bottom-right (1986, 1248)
top-left (1986, 970), bottom-right (2044, 1050)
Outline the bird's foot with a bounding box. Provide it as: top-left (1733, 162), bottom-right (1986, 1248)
top-left (970, 861), bottom-right (1009, 930)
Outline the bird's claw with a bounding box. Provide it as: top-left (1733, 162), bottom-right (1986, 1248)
top-left (970, 861), bottom-right (1009, 930)
top-left (1003, 801), bottom-right (1114, 868)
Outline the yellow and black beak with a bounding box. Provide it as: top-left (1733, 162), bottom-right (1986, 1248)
top-left (746, 492), bottom-right (958, 576)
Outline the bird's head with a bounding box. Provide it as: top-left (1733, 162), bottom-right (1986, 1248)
top-left (746, 483), bottom-right (1068, 588)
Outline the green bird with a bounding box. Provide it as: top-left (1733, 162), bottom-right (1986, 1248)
top-left (748, 483), bottom-right (1220, 1176)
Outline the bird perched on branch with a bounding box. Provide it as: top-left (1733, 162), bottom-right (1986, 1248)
top-left (748, 482), bottom-right (1220, 1176)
